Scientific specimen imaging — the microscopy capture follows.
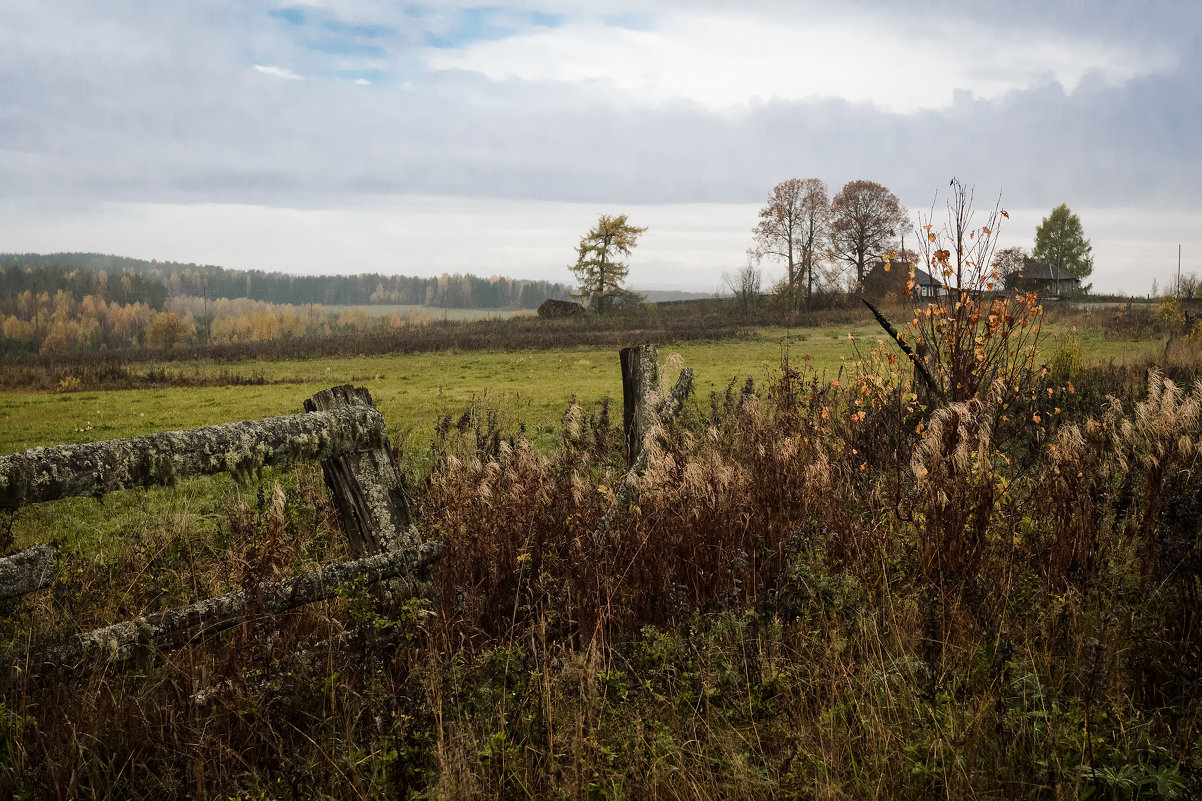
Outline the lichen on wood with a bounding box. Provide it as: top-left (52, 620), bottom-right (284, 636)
top-left (0, 406), bottom-right (386, 511)
top-left (304, 385), bottom-right (420, 558)
top-left (0, 544), bottom-right (55, 601)
top-left (25, 541), bottom-right (443, 673)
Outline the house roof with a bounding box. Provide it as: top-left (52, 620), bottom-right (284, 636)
top-left (1021, 258), bottom-right (1080, 283)
top-left (913, 266), bottom-right (940, 287)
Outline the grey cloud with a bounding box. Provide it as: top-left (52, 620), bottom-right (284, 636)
top-left (1, 1), bottom-right (1199, 218)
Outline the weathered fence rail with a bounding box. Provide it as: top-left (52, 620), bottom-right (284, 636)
top-left (33, 546), bottom-right (441, 671)
top-left (0, 544), bottom-right (55, 602)
top-left (0, 405), bottom-right (385, 513)
top-left (3, 347), bottom-right (694, 679)
top-left (2, 384), bottom-right (439, 677)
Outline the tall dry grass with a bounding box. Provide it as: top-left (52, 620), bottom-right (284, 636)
top-left (1, 339), bottom-right (1199, 798)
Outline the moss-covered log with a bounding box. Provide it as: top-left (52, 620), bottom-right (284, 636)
top-left (0, 544), bottom-right (55, 601)
top-left (0, 406), bottom-right (386, 511)
top-left (27, 542), bottom-right (443, 672)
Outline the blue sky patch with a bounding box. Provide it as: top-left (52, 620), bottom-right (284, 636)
top-left (322, 18), bottom-right (394, 38)
top-left (304, 38), bottom-right (388, 59)
top-left (425, 7), bottom-right (518, 49)
top-left (529, 12), bottom-right (564, 28)
top-left (268, 7), bottom-right (305, 26)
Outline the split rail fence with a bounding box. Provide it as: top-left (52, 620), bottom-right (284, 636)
top-left (0, 345), bottom-right (691, 678)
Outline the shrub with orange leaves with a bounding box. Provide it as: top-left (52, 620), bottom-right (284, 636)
top-left (906, 179), bottom-right (1044, 406)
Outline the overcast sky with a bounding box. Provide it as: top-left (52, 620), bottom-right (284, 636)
top-left (1, 1), bottom-right (1199, 294)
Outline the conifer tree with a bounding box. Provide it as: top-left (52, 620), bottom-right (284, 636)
top-left (570, 214), bottom-right (647, 314)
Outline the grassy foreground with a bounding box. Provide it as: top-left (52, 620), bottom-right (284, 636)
top-left (0, 305), bottom-right (1197, 799)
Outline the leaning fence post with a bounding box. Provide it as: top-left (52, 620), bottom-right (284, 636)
top-left (620, 344), bottom-right (659, 466)
top-left (304, 385), bottom-right (418, 558)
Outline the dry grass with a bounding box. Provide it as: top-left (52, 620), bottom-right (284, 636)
top-left (0, 333), bottom-right (1200, 798)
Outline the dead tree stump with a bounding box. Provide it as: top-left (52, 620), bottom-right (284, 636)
top-left (305, 385), bottom-right (419, 559)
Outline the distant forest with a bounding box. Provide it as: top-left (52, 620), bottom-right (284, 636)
top-left (0, 253), bottom-right (573, 311)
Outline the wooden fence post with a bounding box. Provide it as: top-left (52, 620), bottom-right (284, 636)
top-left (304, 385), bottom-right (418, 558)
top-left (620, 344), bottom-right (659, 466)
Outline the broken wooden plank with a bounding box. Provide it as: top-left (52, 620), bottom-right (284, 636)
top-left (304, 385), bottom-right (419, 558)
top-left (0, 544), bottom-right (55, 601)
top-left (26, 541), bottom-right (443, 672)
top-left (0, 406), bottom-right (387, 512)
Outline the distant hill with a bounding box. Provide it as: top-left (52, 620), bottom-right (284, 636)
top-left (0, 253), bottom-right (574, 311)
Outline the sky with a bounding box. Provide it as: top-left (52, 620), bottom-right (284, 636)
top-left (1, 1), bottom-right (1199, 295)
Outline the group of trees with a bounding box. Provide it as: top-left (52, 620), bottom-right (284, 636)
top-left (747, 178), bottom-right (910, 311)
top-left (744, 180), bottom-right (1095, 308)
top-left (567, 187), bottom-right (1098, 316)
top-left (0, 254), bottom-right (573, 312)
top-left (0, 288), bottom-right (465, 356)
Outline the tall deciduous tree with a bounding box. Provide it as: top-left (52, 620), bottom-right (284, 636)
top-left (992, 246), bottom-right (1029, 290)
top-left (1033, 203), bottom-right (1093, 281)
top-left (829, 180), bottom-right (908, 291)
top-left (751, 178), bottom-right (829, 311)
top-left (571, 214), bottom-right (647, 314)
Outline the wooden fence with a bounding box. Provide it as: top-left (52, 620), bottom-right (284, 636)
top-left (0, 346), bottom-right (691, 677)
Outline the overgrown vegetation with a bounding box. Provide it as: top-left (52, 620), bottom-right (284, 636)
top-left (1, 190), bottom-right (1200, 798)
top-left (1, 333), bottom-right (1199, 798)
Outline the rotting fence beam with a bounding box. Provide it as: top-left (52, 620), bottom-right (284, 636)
top-left (0, 405), bottom-right (387, 512)
top-left (0, 545), bottom-right (55, 601)
top-left (25, 542), bottom-right (444, 674)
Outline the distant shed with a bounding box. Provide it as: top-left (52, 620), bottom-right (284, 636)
top-left (537, 299), bottom-right (586, 318)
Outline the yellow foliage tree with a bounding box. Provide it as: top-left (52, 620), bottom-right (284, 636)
top-left (145, 312), bottom-right (194, 350)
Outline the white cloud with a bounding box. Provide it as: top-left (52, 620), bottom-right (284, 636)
top-left (254, 63), bottom-right (304, 81)
top-left (423, 11), bottom-right (1175, 113)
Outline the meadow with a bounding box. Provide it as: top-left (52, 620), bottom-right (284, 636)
top-left (0, 319), bottom-right (1161, 456)
top-left (325, 303), bottom-right (536, 322)
top-left (0, 297), bottom-right (1197, 800)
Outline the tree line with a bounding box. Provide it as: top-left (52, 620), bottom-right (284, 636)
top-left (745, 180), bottom-right (1097, 310)
top-left (0, 254), bottom-right (573, 311)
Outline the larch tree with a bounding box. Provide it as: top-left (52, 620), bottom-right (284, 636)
top-left (1033, 203), bottom-right (1093, 281)
top-left (751, 178), bottom-right (829, 312)
top-left (571, 214), bottom-right (647, 314)
top-left (829, 180), bottom-right (908, 291)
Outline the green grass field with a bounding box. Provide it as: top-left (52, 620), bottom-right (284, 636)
top-left (1, 307), bottom-right (1195, 799)
top-left (327, 303), bottom-right (536, 321)
top-left (0, 320), bottom-right (1164, 554)
top-left (0, 322), bottom-right (1163, 456)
